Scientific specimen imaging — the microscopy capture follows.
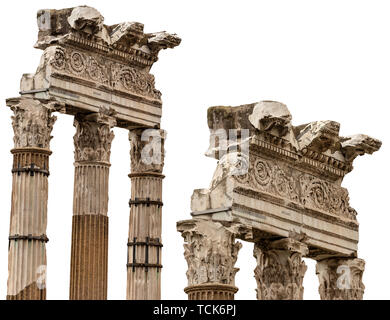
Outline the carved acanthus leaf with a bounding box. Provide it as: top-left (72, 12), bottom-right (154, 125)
top-left (129, 129), bottom-right (166, 173)
top-left (73, 107), bottom-right (116, 162)
top-left (10, 98), bottom-right (57, 149)
top-left (316, 258), bottom-right (365, 300)
top-left (253, 239), bottom-right (308, 300)
top-left (177, 219), bottom-right (242, 287)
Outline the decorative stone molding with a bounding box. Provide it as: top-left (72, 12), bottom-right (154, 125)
top-left (46, 45), bottom-right (163, 101)
top-left (253, 238), bottom-right (308, 300)
top-left (129, 128), bottom-right (166, 173)
top-left (316, 258), bottom-right (365, 300)
top-left (73, 107), bottom-right (116, 163)
top-left (9, 98), bottom-right (57, 149)
top-left (177, 219), bottom-right (242, 287)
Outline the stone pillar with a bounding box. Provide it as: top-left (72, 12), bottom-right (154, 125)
top-left (253, 238), bottom-right (308, 300)
top-left (316, 257), bottom-right (365, 300)
top-left (69, 108), bottom-right (116, 300)
top-left (177, 219), bottom-right (242, 300)
top-left (6, 98), bottom-right (56, 300)
top-left (126, 128), bottom-right (165, 300)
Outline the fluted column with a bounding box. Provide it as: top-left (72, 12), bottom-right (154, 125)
top-left (316, 257), bottom-right (365, 300)
top-left (177, 219), bottom-right (242, 300)
top-left (6, 97), bottom-right (56, 300)
top-left (126, 128), bottom-right (165, 300)
top-left (253, 238), bottom-right (308, 300)
top-left (69, 108), bottom-right (116, 300)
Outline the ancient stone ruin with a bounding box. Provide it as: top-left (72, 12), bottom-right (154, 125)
top-left (5, 6), bottom-right (180, 300)
top-left (3, 6), bottom-right (382, 301)
top-left (177, 101), bottom-right (381, 300)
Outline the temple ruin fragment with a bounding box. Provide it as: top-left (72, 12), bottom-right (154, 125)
top-left (177, 101), bottom-right (381, 300)
top-left (5, 6), bottom-right (180, 300)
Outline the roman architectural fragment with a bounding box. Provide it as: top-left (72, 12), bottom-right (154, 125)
top-left (179, 100), bottom-right (381, 300)
top-left (127, 128), bottom-right (166, 300)
top-left (5, 5), bottom-right (180, 300)
top-left (253, 238), bottom-right (308, 300)
top-left (70, 107), bottom-right (116, 300)
top-left (177, 219), bottom-right (243, 300)
top-left (316, 258), bottom-right (365, 300)
top-left (6, 97), bottom-right (58, 300)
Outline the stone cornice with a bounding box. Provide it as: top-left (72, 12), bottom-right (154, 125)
top-left (34, 6), bottom-right (181, 70)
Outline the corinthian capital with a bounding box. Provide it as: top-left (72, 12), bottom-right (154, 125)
top-left (8, 97), bottom-right (57, 149)
top-left (253, 238), bottom-right (308, 300)
top-left (73, 107), bottom-right (116, 163)
top-left (177, 219), bottom-right (242, 287)
top-left (129, 128), bottom-right (165, 174)
top-left (316, 257), bottom-right (365, 300)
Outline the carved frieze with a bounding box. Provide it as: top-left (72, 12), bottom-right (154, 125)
top-left (177, 219), bottom-right (242, 286)
top-left (10, 98), bottom-right (57, 149)
top-left (316, 258), bottom-right (365, 300)
top-left (49, 46), bottom-right (162, 101)
top-left (234, 156), bottom-right (357, 220)
top-left (73, 107), bottom-right (116, 163)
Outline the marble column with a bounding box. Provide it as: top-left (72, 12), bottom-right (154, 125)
top-left (126, 128), bottom-right (165, 300)
top-left (253, 238), bottom-right (308, 300)
top-left (6, 97), bottom-right (56, 300)
top-left (177, 219), bottom-right (242, 300)
top-left (69, 108), bottom-right (116, 300)
top-left (316, 257), bottom-right (365, 300)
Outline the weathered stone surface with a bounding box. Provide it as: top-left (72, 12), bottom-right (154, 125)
top-left (316, 258), bottom-right (365, 300)
top-left (254, 238), bottom-right (308, 300)
top-left (6, 99), bottom-right (56, 300)
top-left (126, 128), bottom-right (165, 300)
top-left (340, 134), bottom-right (382, 162)
top-left (6, 6), bottom-right (179, 301)
top-left (296, 121), bottom-right (340, 153)
top-left (70, 107), bottom-right (115, 300)
top-left (73, 107), bottom-right (116, 163)
top-left (189, 100), bottom-right (381, 258)
top-left (180, 100), bottom-right (381, 300)
top-left (129, 128), bottom-right (166, 173)
top-left (249, 101), bottom-right (293, 138)
top-left (177, 219), bottom-right (242, 300)
top-left (19, 6), bottom-right (181, 128)
top-left (8, 97), bottom-right (58, 149)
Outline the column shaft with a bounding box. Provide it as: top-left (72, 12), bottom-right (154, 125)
top-left (126, 129), bottom-right (165, 300)
top-left (69, 109), bottom-right (115, 300)
top-left (6, 98), bottom-right (56, 300)
top-left (126, 173), bottom-right (163, 299)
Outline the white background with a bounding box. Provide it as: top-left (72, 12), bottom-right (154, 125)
top-left (0, 0), bottom-right (388, 300)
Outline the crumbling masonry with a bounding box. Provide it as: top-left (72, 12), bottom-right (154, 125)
top-left (5, 6), bottom-right (180, 300)
top-left (177, 101), bottom-right (381, 300)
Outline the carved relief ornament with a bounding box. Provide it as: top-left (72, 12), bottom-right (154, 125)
top-left (47, 45), bottom-right (162, 101)
top-left (253, 239), bottom-right (308, 300)
top-left (10, 98), bottom-right (57, 149)
top-left (73, 107), bottom-right (116, 163)
top-left (129, 128), bottom-right (166, 174)
top-left (177, 219), bottom-right (242, 287)
top-left (316, 258), bottom-right (365, 300)
top-left (234, 156), bottom-right (357, 220)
